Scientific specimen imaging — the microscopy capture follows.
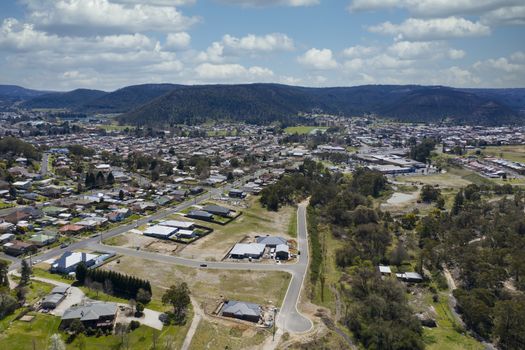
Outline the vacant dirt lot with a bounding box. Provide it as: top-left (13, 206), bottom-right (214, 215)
top-left (102, 255), bottom-right (291, 314)
top-left (105, 231), bottom-right (182, 255)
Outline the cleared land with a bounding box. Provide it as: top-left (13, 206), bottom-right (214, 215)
top-left (175, 197), bottom-right (296, 261)
top-left (469, 145), bottom-right (525, 163)
top-left (102, 255), bottom-right (291, 314)
top-left (284, 126), bottom-right (328, 135)
top-left (189, 319), bottom-right (268, 350)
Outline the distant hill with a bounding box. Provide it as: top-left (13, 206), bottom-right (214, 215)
top-left (21, 89), bottom-right (107, 110)
top-left (0, 85), bottom-right (49, 109)
top-left (459, 88), bottom-right (525, 111)
top-left (79, 83), bottom-right (184, 113)
top-left (379, 87), bottom-right (522, 125)
top-left (0, 85), bottom-right (48, 98)
top-left (3, 82), bottom-right (523, 125)
top-left (119, 84), bottom-right (522, 126)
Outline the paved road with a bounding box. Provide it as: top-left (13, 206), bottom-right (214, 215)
top-left (5, 170), bottom-right (312, 334)
top-left (6, 176), bottom-right (250, 272)
top-left (84, 202), bottom-right (313, 333)
top-left (41, 153), bottom-right (49, 176)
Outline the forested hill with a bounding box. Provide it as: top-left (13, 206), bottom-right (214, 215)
top-left (3, 83), bottom-right (525, 125)
top-left (79, 83), bottom-right (185, 113)
top-left (21, 89), bottom-right (107, 110)
top-left (119, 84), bottom-right (524, 126)
top-left (16, 84), bottom-right (184, 113)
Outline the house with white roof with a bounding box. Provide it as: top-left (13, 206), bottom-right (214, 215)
top-left (51, 251), bottom-right (99, 274)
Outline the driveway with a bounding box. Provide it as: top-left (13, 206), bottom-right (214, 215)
top-left (116, 304), bottom-right (164, 330)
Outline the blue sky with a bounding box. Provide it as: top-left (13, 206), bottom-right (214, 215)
top-left (0, 0), bottom-right (524, 91)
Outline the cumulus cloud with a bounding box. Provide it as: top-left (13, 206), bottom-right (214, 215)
top-left (111, 0), bottom-right (197, 6)
top-left (217, 0), bottom-right (319, 7)
top-left (26, 0), bottom-right (199, 35)
top-left (194, 63), bottom-right (274, 81)
top-left (195, 33), bottom-right (294, 63)
top-left (369, 17), bottom-right (490, 41)
top-left (297, 48), bottom-right (337, 70)
top-left (342, 45), bottom-right (377, 58)
top-left (348, 0), bottom-right (523, 18)
top-left (165, 32), bottom-right (191, 49)
top-left (222, 33), bottom-right (294, 52)
top-left (386, 41), bottom-right (465, 60)
top-left (481, 5), bottom-right (525, 25)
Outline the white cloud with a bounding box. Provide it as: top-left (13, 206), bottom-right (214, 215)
top-left (194, 63), bottom-right (274, 80)
top-left (27, 0), bottom-right (199, 35)
top-left (342, 45), bottom-right (377, 58)
top-left (111, 0), bottom-right (197, 6)
top-left (222, 33), bottom-right (294, 52)
top-left (369, 17), bottom-right (490, 41)
top-left (165, 32), bottom-right (191, 49)
top-left (481, 5), bottom-right (525, 25)
top-left (348, 0), bottom-right (523, 18)
top-left (196, 42), bottom-right (225, 63)
top-left (474, 52), bottom-right (525, 73)
top-left (217, 0), bottom-right (319, 7)
top-left (448, 49), bottom-right (466, 59)
top-left (298, 48), bottom-right (338, 70)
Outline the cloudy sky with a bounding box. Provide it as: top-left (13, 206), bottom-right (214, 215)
top-left (0, 0), bottom-right (524, 91)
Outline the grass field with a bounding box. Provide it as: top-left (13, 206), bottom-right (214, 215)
top-left (470, 145), bottom-right (525, 163)
top-left (395, 167), bottom-right (494, 189)
top-left (284, 126), bottom-right (328, 135)
top-left (0, 312), bottom-right (191, 350)
top-left (97, 123), bottom-right (134, 132)
top-left (423, 292), bottom-right (483, 350)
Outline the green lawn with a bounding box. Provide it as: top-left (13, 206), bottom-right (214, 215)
top-left (284, 126), bottom-right (327, 135)
top-left (0, 312), bottom-right (191, 350)
top-left (0, 313), bottom-right (61, 350)
top-left (0, 201), bottom-right (15, 209)
top-left (422, 292), bottom-right (483, 350)
top-left (469, 145), bottom-right (525, 163)
top-left (32, 268), bottom-right (166, 312)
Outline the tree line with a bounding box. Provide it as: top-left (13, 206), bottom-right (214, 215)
top-left (76, 263), bottom-right (152, 301)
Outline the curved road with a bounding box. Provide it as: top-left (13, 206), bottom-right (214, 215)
top-left (6, 176), bottom-right (312, 334)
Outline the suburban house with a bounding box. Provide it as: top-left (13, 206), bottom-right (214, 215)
top-left (230, 243), bottom-right (265, 260)
top-left (222, 300), bottom-right (261, 323)
top-left (1, 207), bottom-right (43, 224)
top-left (0, 233), bottom-right (15, 244)
top-left (228, 189), bottom-right (246, 199)
top-left (187, 210), bottom-right (214, 221)
top-left (3, 240), bottom-right (36, 256)
top-left (171, 189), bottom-right (188, 201)
top-left (59, 224), bottom-right (86, 235)
top-left (275, 244), bottom-right (290, 260)
top-left (0, 222), bottom-right (15, 233)
top-left (41, 286), bottom-right (70, 309)
top-left (161, 220), bottom-right (195, 230)
top-left (51, 251), bottom-right (99, 274)
top-left (61, 302), bottom-right (118, 330)
top-left (175, 229), bottom-right (196, 239)
top-left (143, 225), bottom-right (178, 239)
top-left (256, 236), bottom-right (288, 248)
top-left (29, 233), bottom-right (57, 247)
top-left (202, 204), bottom-right (231, 217)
